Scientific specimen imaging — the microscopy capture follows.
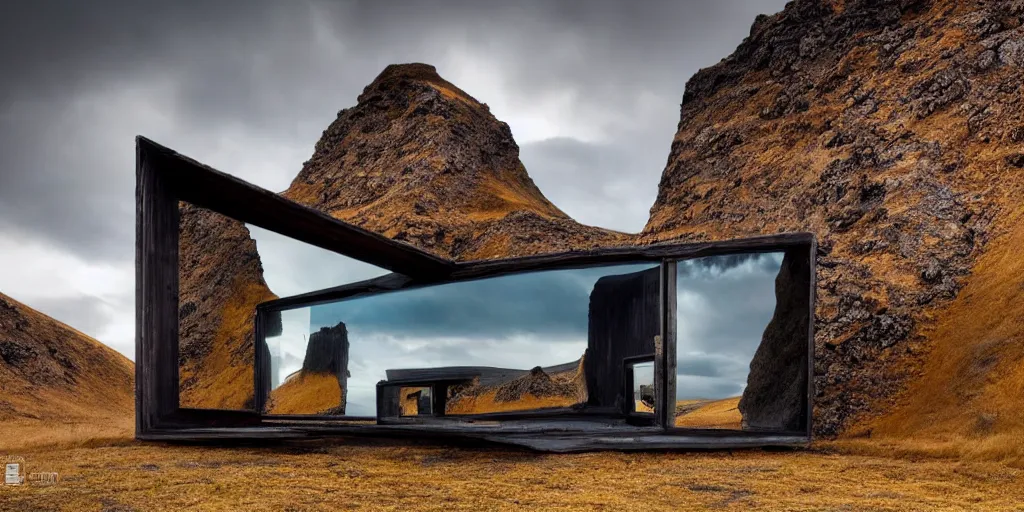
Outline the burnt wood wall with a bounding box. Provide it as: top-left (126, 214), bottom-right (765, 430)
top-left (135, 140), bottom-right (181, 433)
top-left (585, 267), bottom-right (661, 409)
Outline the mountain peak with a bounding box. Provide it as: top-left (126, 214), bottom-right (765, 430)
top-left (285, 63), bottom-right (626, 260)
top-left (360, 63), bottom-right (476, 106)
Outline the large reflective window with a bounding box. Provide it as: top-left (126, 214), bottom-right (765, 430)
top-left (673, 250), bottom-right (810, 432)
top-left (262, 262), bottom-right (661, 418)
top-left (177, 202), bottom-right (387, 411)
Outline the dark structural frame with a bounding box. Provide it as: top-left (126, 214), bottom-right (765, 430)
top-left (136, 136), bottom-right (817, 452)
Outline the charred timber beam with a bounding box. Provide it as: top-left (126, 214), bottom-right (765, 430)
top-left (260, 233), bottom-right (817, 310)
top-left (136, 136), bottom-right (454, 280)
top-left (135, 141), bottom-right (181, 435)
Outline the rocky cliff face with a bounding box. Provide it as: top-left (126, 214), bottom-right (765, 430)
top-left (642, 0), bottom-right (1024, 436)
top-left (282, 63), bottom-right (628, 260)
top-left (178, 203), bottom-right (276, 410)
top-left (0, 292), bottom-right (133, 423)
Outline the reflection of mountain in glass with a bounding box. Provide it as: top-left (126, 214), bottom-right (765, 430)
top-left (266, 322), bottom-right (350, 415)
top-left (738, 249), bottom-right (811, 432)
top-left (673, 250), bottom-right (810, 432)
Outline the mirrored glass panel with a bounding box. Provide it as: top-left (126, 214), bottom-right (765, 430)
top-left (262, 262), bottom-right (662, 420)
top-left (177, 203), bottom-right (387, 411)
top-left (399, 387), bottom-right (432, 417)
top-left (627, 359), bottom-right (655, 415)
top-left (673, 250), bottom-right (810, 432)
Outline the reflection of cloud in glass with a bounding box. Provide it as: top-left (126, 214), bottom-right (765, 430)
top-left (247, 224), bottom-right (390, 297)
top-left (273, 308), bottom-right (310, 382)
top-left (309, 264), bottom-right (657, 338)
top-left (267, 262), bottom-right (659, 416)
top-left (676, 252), bottom-right (783, 400)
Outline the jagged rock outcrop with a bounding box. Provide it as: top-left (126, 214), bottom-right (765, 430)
top-left (738, 249), bottom-right (812, 432)
top-left (178, 203), bottom-right (276, 410)
top-left (264, 323), bottom-right (351, 415)
top-left (300, 322), bottom-right (350, 413)
top-left (445, 357), bottom-right (588, 414)
top-left (495, 366), bottom-right (568, 403)
top-left (641, 0), bottom-right (1024, 436)
top-left (301, 323), bottom-right (350, 376)
top-left (282, 63), bottom-right (628, 260)
top-left (0, 292), bottom-right (133, 423)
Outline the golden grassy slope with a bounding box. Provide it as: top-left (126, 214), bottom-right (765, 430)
top-left (0, 293), bottom-right (134, 451)
top-left (675, 396), bottom-right (743, 430)
top-left (852, 205), bottom-right (1024, 467)
top-left (177, 204), bottom-right (278, 411)
top-left (178, 279), bottom-right (276, 410)
top-left (266, 371), bottom-right (343, 415)
top-left (446, 358), bottom-right (587, 415)
top-left (446, 390), bottom-right (581, 415)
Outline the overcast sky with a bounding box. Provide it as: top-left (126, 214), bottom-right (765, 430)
top-left (0, 0), bottom-right (788, 359)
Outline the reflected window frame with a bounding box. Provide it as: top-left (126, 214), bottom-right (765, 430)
top-left (622, 354), bottom-right (656, 425)
top-left (665, 248), bottom-right (816, 438)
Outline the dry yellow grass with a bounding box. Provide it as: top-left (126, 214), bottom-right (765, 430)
top-left (0, 417), bottom-right (134, 453)
top-left (0, 292), bottom-right (134, 456)
top-left (465, 172), bottom-right (566, 222)
top-left (674, 397), bottom-right (743, 429)
top-left (853, 206), bottom-right (1024, 467)
top-left (4, 436), bottom-right (1024, 511)
top-left (266, 372), bottom-right (343, 415)
top-left (635, 400), bottom-right (654, 413)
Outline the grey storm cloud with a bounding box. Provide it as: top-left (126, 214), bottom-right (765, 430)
top-left (0, 0), bottom-right (789, 356)
top-left (518, 136), bottom-right (663, 232)
top-left (675, 252), bottom-right (785, 400)
top-left (308, 262), bottom-right (660, 339)
top-left (676, 352), bottom-right (750, 379)
top-left (248, 225), bottom-right (390, 297)
top-left (0, 0), bottom-right (788, 260)
top-left (676, 375), bottom-right (747, 401)
top-left (26, 294), bottom-right (118, 338)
